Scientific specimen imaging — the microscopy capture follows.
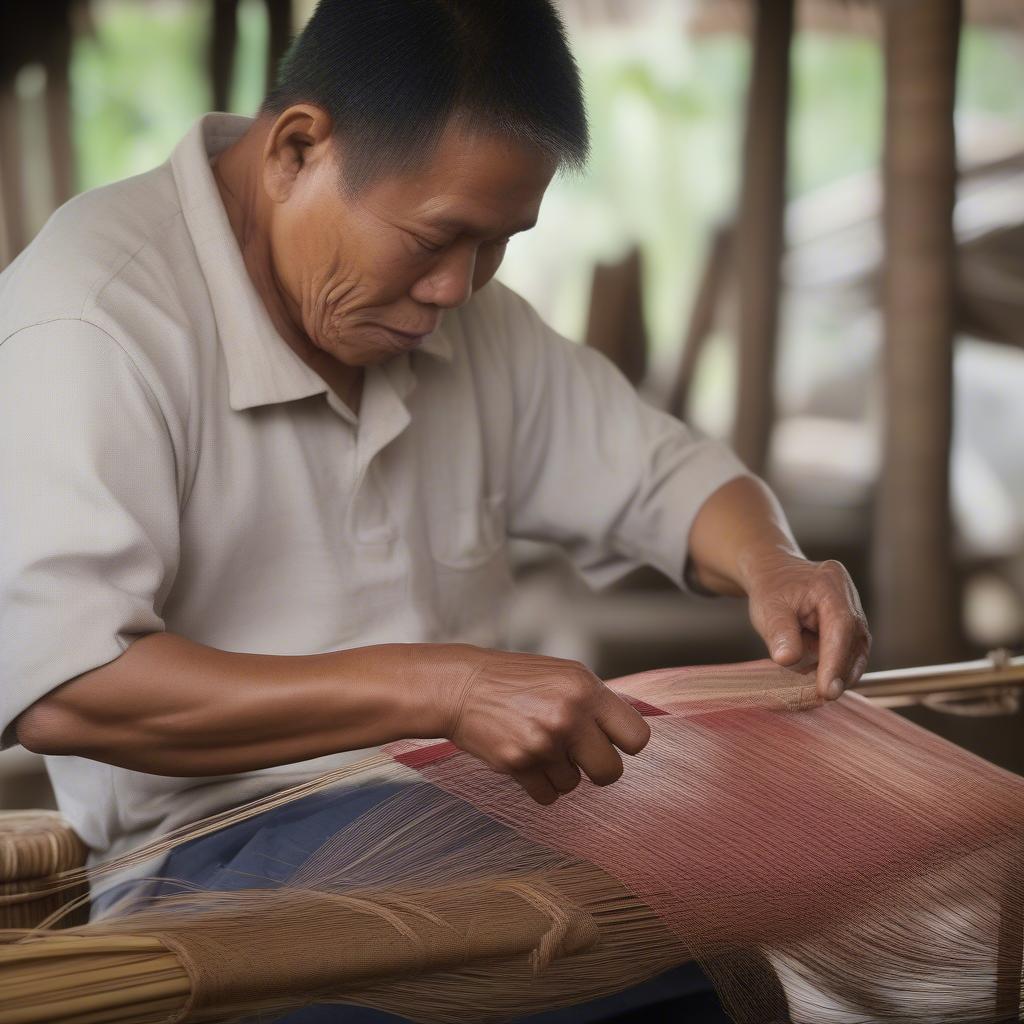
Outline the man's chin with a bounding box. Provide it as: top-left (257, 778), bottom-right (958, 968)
top-left (312, 333), bottom-right (395, 367)
top-left (362, 323), bottom-right (432, 357)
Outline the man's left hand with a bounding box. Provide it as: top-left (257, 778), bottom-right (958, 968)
top-left (742, 552), bottom-right (871, 701)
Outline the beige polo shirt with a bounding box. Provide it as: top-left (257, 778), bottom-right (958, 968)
top-left (0, 113), bottom-right (747, 900)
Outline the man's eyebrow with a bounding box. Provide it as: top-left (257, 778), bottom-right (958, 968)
top-left (426, 215), bottom-right (538, 236)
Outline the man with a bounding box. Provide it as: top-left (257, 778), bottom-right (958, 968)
top-left (0, 0), bottom-right (869, 1018)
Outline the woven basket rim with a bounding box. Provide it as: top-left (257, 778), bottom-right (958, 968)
top-left (0, 810), bottom-right (87, 882)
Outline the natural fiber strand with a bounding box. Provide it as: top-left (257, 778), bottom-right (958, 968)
top-left (0, 658), bottom-right (1021, 1024)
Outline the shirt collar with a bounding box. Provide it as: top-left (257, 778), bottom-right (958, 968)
top-left (170, 112), bottom-right (451, 413)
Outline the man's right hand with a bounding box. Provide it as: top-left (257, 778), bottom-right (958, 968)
top-left (430, 646), bottom-right (652, 805)
top-left (16, 634), bottom-right (650, 794)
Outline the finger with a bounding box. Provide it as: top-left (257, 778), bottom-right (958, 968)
top-left (511, 769), bottom-right (559, 805)
top-left (801, 629), bottom-right (820, 662)
top-left (569, 721), bottom-right (626, 786)
top-left (848, 650), bottom-right (870, 688)
top-left (542, 758), bottom-right (582, 795)
top-left (756, 603), bottom-right (805, 666)
top-left (595, 693), bottom-right (652, 756)
top-left (815, 599), bottom-right (859, 701)
top-left (847, 626), bottom-right (872, 687)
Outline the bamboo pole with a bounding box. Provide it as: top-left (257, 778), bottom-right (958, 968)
top-left (874, 0), bottom-right (963, 667)
top-left (854, 651), bottom-right (1024, 705)
top-left (731, 0), bottom-right (794, 474)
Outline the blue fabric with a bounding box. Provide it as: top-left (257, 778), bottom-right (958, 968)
top-left (93, 782), bottom-right (726, 1023)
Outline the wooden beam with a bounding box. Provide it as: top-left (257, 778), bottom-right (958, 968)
top-left (731, 0), bottom-right (794, 474)
top-left (874, 0), bottom-right (963, 667)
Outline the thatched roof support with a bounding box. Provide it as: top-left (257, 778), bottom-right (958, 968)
top-left (874, 0), bottom-right (963, 666)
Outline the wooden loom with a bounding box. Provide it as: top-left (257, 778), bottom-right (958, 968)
top-left (1, 655), bottom-right (1023, 1024)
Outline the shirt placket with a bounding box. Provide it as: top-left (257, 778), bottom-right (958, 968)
top-left (326, 361), bottom-right (412, 549)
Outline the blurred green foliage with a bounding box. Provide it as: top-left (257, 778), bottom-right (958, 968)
top-left (71, 0), bottom-right (268, 191)
top-left (67, 4), bottom-right (1024, 366)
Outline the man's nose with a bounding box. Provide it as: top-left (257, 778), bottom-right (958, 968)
top-left (412, 248), bottom-right (476, 309)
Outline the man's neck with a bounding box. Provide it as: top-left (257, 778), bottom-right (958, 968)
top-left (210, 124), bottom-right (365, 415)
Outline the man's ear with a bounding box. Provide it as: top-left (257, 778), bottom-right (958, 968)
top-left (261, 103), bottom-right (335, 203)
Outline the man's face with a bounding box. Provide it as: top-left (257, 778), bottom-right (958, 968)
top-left (267, 118), bottom-right (556, 366)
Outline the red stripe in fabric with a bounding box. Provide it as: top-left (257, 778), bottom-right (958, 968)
top-left (394, 740), bottom-right (460, 769)
top-left (623, 697), bottom-right (669, 717)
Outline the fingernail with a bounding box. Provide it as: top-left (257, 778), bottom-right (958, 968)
top-left (826, 678), bottom-right (844, 700)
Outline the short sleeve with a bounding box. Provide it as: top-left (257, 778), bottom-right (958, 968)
top-left (0, 320), bottom-right (180, 748)
top-left (499, 288), bottom-right (750, 590)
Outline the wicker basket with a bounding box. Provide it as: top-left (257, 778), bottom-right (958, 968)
top-left (0, 810), bottom-right (89, 929)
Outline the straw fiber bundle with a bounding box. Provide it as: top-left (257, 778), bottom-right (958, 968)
top-left (1, 658), bottom-right (1022, 1024)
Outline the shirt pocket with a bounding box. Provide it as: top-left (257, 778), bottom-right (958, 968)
top-left (429, 492), bottom-right (507, 569)
top-left (427, 493), bottom-right (513, 643)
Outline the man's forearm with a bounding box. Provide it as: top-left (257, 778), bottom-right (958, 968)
top-left (15, 633), bottom-right (462, 775)
top-left (15, 634), bottom-right (654, 806)
top-left (687, 476), bottom-right (802, 598)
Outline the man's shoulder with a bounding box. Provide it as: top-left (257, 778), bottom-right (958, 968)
top-left (0, 162), bottom-right (193, 342)
top-left (0, 163), bottom-right (209, 416)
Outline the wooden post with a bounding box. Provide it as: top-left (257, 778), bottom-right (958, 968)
top-left (44, 4), bottom-right (75, 208)
top-left (584, 247), bottom-right (648, 386)
top-left (210, 0), bottom-right (239, 112)
top-left (265, 0), bottom-right (294, 94)
top-left (0, 82), bottom-right (25, 268)
top-left (668, 223), bottom-right (732, 421)
top-left (994, 831), bottom-right (1024, 1022)
top-left (874, 0), bottom-right (963, 667)
top-left (731, 0), bottom-right (794, 474)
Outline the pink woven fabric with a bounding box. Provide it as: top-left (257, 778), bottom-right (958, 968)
top-left (386, 659), bottom-right (1024, 1023)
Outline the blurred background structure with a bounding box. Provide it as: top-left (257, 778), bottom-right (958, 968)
top-left (2, 0), bottom-right (1023, 806)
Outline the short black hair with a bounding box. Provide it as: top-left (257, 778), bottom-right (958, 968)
top-left (261, 0), bottom-right (589, 193)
